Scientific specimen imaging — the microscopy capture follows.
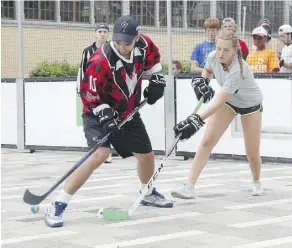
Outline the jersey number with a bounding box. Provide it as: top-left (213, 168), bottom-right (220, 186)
top-left (89, 75), bottom-right (97, 92)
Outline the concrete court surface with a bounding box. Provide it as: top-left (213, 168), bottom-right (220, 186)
top-left (1, 148), bottom-right (292, 248)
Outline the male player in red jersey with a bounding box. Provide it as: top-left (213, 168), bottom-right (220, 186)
top-left (44, 15), bottom-right (173, 228)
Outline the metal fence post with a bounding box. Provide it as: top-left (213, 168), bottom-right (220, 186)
top-left (237, 0), bottom-right (242, 33)
top-left (260, 0), bottom-right (265, 19)
top-left (210, 0), bottom-right (217, 17)
top-left (55, 0), bottom-right (61, 22)
top-left (89, 0), bottom-right (95, 25)
top-left (283, 0), bottom-right (290, 23)
top-left (164, 1), bottom-right (176, 155)
top-left (16, 1), bottom-right (25, 150)
top-left (155, 0), bottom-right (160, 28)
top-left (122, 0), bottom-right (130, 15)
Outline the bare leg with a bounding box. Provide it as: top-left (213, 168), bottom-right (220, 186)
top-left (44, 147), bottom-right (111, 227)
top-left (241, 111), bottom-right (262, 181)
top-left (63, 147), bottom-right (110, 194)
top-left (134, 151), bottom-right (173, 207)
top-left (134, 151), bottom-right (155, 184)
top-left (188, 105), bottom-right (236, 184)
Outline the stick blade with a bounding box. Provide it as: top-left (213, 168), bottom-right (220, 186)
top-left (102, 208), bottom-right (129, 221)
top-left (23, 189), bottom-right (46, 205)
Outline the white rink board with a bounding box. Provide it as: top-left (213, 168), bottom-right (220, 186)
top-left (176, 78), bottom-right (292, 158)
top-left (24, 81), bottom-right (87, 147)
top-left (1, 78), bottom-right (291, 159)
top-left (23, 80), bottom-right (165, 151)
top-left (1, 83), bottom-right (17, 145)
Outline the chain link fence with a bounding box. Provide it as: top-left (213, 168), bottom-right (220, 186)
top-left (1, 0), bottom-right (292, 78)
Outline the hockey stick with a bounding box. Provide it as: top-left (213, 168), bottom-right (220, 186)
top-left (100, 97), bottom-right (204, 221)
top-left (23, 99), bottom-right (148, 205)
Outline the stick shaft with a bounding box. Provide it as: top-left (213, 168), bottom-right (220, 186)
top-left (128, 97), bottom-right (204, 216)
top-left (23, 100), bottom-right (148, 205)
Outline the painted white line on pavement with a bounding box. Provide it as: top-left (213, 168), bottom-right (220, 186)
top-left (2, 185), bottom-right (40, 191)
top-left (160, 174), bottom-right (222, 182)
top-left (4, 166), bottom-right (289, 190)
top-left (240, 175), bottom-right (292, 182)
top-left (94, 229), bottom-right (205, 248)
top-left (0, 182), bottom-right (223, 201)
top-left (257, 167), bottom-right (292, 172)
top-left (69, 194), bottom-right (126, 204)
top-left (79, 183), bottom-right (131, 191)
top-left (37, 195), bottom-right (125, 208)
top-left (228, 215), bottom-right (292, 228)
top-left (106, 212), bottom-right (203, 227)
top-left (1, 231), bottom-right (77, 245)
top-left (225, 198), bottom-right (292, 210)
top-left (87, 175), bottom-right (136, 182)
top-left (231, 236), bottom-right (292, 248)
top-left (6, 205), bottom-right (105, 221)
top-left (158, 183), bottom-right (224, 194)
top-left (1, 195), bottom-right (22, 200)
top-left (2, 182), bottom-right (130, 193)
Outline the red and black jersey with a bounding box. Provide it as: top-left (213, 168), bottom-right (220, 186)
top-left (80, 34), bottom-right (162, 120)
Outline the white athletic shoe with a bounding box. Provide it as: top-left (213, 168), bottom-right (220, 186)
top-left (44, 201), bottom-right (67, 228)
top-left (104, 153), bottom-right (112, 163)
top-left (171, 182), bottom-right (196, 199)
top-left (252, 180), bottom-right (264, 196)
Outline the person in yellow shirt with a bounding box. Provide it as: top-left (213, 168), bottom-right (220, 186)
top-left (247, 26), bottom-right (280, 73)
top-left (251, 19), bottom-right (283, 56)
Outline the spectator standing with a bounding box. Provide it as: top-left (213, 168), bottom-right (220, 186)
top-left (247, 26), bottom-right (280, 73)
top-left (222, 17), bottom-right (249, 60)
top-left (77, 23), bottom-right (110, 94)
top-left (190, 17), bottom-right (220, 74)
top-left (278, 24), bottom-right (292, 73)
top-left (252, 19), bottom-right (283, 56)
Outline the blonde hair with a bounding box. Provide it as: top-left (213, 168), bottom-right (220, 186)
top-left (216, 29), bottom-right (244, 78)
top-left (203, 17), bottom-right (221, 30)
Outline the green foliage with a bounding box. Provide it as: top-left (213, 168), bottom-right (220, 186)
top-left (161, 63), bottom-right (169, 74)
top-left (180, 61), bottom-right (191, 73)
top-left (161, 61), bottom-right (191, 74)
top-left (29, 60), bottom-right (79, 77)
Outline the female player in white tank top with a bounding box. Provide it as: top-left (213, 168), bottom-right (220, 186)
top-left (172, 29), bottom-right (264, 199)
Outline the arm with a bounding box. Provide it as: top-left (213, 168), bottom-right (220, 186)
top-left (280, 59), bottom-right (292, 69)
top-left (80, 58), bottom-right (118, 132)
top-left (190, 44), bottom-right (203, 73)
top-left (269, 50), bottom-right (280, 72)
top-left (191, 60), bottom-right (204, 74)
top-left (174, 67), bottom-right (241, 140)
top-left (199, 90), bottom-right (231, 120)
top-left (79, 56), bottom-right (105, 112)
top-left (143, 34), bottom-right (162, 74)
top-left (283, 62), bottom-right (292, 69)
top-left (142, 35), bottom-right (165, 105)
top-left (190, 57), bottom-right (215, 104)
top-left (201, 68), bottom-right (213, 79)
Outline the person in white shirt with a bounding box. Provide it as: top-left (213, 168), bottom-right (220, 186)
top-left (278, 24), bottom-right (292, 73)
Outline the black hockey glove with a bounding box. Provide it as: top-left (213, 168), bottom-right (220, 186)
top-left (191, 77), bottom-right (214, 103)
top-left (143, 74), bottom-right (166, 105)
top-left (93, 104), bottom-right (119, 134)
top-left (173, 114), bottom-right (205, 140)
top-left (279, 59), bottom-right (284, 68)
